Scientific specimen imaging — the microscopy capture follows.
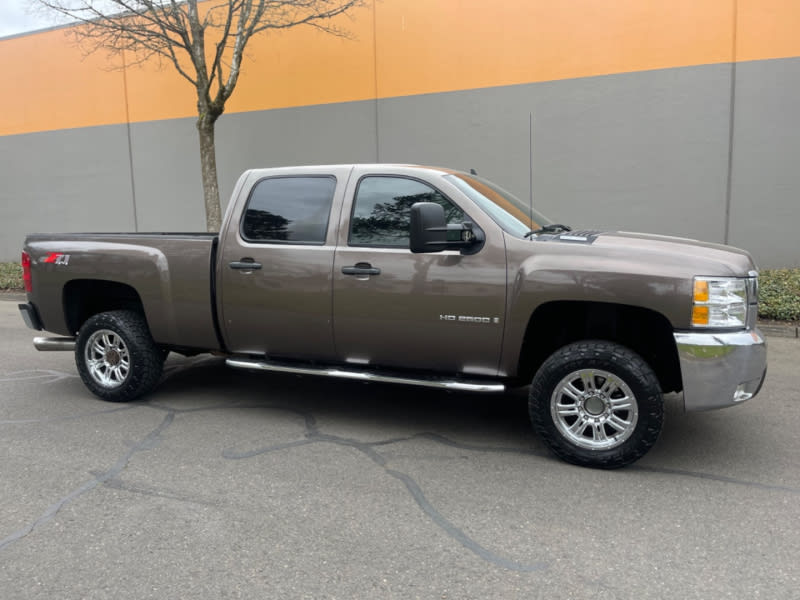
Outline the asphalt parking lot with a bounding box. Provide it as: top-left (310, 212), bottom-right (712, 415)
top-left (1, 297), bottom-right (798, 599)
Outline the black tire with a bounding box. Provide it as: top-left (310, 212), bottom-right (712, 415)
top-left (75, 310), bottom-right (163, 402)
top-left (529, 340), bottom-right (664, 469)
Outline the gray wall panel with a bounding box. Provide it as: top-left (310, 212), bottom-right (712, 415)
top-left (729, 57), bottom-right (800, 268)
top-left (2, 61), bottom-right (799, 269)
top-left (377, 86), bottom-right (532, 207)
top-left (214, 100), bottom-right (379, 213)
top-left (378, 64), bottom-right (734, 245)
top-left (128, 118), bottom-right (206, 232)
top-left (532, 65), bottom-right (733, 243)
top-left (125, 101), bottom-right (379, 232)
top-left (0, 125), bottom-right (136, 260)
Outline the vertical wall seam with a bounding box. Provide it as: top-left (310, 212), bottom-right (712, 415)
top-left (121, 50), bottom-right (138, 232)
top-left (724, 0), bottom-right (738, 245)
top-left (372, 0), bottom-right (380, 162)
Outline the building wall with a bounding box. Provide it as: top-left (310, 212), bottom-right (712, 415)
top-left (1, 0), bottom-right (799, 267)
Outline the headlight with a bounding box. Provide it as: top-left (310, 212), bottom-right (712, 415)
top-left (691, 277), bottom-right (748, 328)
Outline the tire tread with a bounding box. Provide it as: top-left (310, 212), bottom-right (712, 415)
top-left (75, 310), bottom-right (163, 402)
top-left (529, 340), bottom-right (664, 469)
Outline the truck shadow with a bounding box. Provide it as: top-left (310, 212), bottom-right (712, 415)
top-left (155, 354), bottom-right (538, 450)
top-left (123, 355), bottom-right (800, 574)
top-left (151, 355), bottom-right (558, 574)
top-left (149, 354), bottom-right (758, 472)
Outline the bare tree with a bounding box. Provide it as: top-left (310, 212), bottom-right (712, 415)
top-left (33, 0), bottom-right (364, 231)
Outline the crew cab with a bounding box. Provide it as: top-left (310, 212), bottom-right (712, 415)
top-left (18, 164), bottom-right (767, 468)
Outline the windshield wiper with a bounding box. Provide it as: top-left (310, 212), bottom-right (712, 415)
top-left (524, 224), bottom-right (572, 238)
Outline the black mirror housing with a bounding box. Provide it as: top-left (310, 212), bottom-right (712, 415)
top-left (410, 202), bottom-right (484, 254)
top-left (410, 202), bottom-right (448, 253)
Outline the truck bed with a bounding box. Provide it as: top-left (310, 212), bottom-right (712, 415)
top-left (24, 232), bottom-right (221, 350)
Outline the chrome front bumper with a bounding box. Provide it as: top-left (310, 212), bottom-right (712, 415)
top-left (674, 329), bottom-right (767, 412)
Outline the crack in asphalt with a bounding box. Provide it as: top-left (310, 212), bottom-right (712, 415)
top-left (0, 412), bottom-right (174, 552)
top-left (0, 392), bottom-right (548, 572)
top-left (220, 405), bottom-right (548, 573)
top-left (632, 464), bottom-right (800, 494)
top-left (3, 366), bottom-right (800, 575)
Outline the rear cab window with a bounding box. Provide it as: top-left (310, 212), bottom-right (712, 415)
top-left (241, 176), bottom-right (337, 244)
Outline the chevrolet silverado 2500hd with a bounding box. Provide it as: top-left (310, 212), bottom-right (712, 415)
top-left (18, 164), bottom-right (767, 468)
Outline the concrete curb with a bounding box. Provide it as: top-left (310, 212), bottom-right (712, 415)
top-left (758, 322), bottom-right (800, 339)
top-left (0, 292), bottom-right (26, 302)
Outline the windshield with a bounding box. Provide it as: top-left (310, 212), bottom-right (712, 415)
top-left (443, 173), bottom-right (552, 239)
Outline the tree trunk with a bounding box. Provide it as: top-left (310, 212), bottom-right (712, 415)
top-left (197, 117), bottom-right (222, 232)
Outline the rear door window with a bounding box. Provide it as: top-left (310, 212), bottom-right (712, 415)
top-left (241, 176), bottom-right (336, 244)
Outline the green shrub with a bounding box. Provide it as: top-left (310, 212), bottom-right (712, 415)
top-left (0, 262), bottom-right (23, 291)
top-left (758, 268), bottom-right (800, 322)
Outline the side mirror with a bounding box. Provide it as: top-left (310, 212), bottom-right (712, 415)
top-left (410, 202), bottom-right (447, 253)
top-left (409, 202), bottom-right (483, 254)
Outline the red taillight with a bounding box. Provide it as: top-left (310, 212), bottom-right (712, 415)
top-left (21, 251), bottom-right (32, 293)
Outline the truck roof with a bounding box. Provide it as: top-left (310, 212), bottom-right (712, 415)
top-left (242, 164), bottom-right (460, 176)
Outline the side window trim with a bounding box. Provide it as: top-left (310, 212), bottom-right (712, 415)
top-left (347, 174), bottom-right (468, 249)
top-left (240, 174), bottom-right (337, 245)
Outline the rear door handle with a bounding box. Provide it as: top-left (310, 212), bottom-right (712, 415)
top-left (342, 263), bottom-right (381, 276)
top-left (229, 259), bottom-right (262, 270)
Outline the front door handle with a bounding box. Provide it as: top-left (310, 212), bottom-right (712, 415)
top-left (229, 259), bottom-right (262, 270)
top-left (342, 263), bottom-right (381, 276)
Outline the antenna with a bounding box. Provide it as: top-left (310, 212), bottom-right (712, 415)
top-left (529, 112), bottom-right (534, 229)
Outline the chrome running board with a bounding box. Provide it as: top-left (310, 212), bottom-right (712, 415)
top-left (226, 358), bottom-right (505, 393)
top-left (34, 337), bottom-right (76, 351)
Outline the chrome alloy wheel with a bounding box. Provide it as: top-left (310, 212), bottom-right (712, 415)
top-left (84, 329), bottom-right (131, 389)
top-left (550, 368), bottom-right (639, 450)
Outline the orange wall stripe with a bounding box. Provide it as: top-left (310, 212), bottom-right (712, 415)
top-left (1, 0), bottom-right (799, 137)
top-left (372, 0), bottom-right (736, 98)
top-left (123, 3), bottom-right (377, 124)
top-left (737, 0), bottom-right (800, 61)
top-left (0, 29), bottom-right (129, 135)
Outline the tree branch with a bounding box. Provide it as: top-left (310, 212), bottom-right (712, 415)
top-left (32, 0), bottom-right (367, 231)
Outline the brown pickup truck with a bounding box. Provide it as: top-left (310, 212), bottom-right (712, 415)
top-left (18, 164), bottom-right (767, 468)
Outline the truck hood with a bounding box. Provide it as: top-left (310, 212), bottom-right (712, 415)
top-left (594, 231), bottom-right (757, 277)
top-left (509, 229), bottom-right (759, 329)
top-left (528, 229), bottom-right (758, 278)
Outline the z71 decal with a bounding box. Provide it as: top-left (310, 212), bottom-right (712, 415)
top-left (42, 253), bottom-right (70, 265)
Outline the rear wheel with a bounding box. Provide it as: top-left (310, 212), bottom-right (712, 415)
top-left (529, 340), bottom-right (664, 469)
top-left (75, 310), bottom-right (163, 402)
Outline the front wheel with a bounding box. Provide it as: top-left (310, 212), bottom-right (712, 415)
top-left (529, 340), bottom-right (664, 469)
top-left (75, 310), bottom-right (163, 402)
